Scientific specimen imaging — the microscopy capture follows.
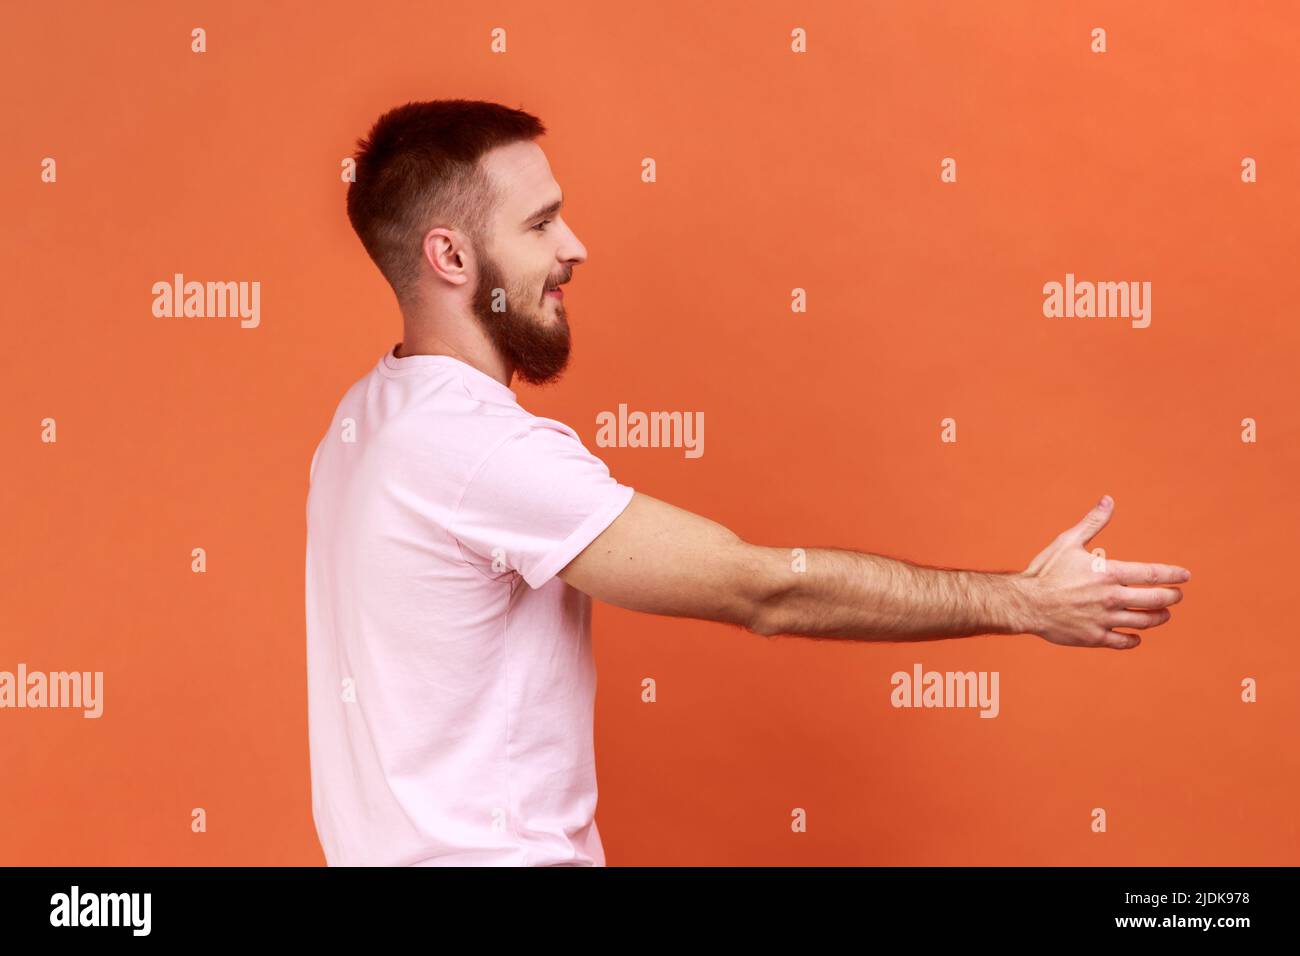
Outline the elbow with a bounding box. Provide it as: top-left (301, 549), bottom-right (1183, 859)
top-left (738, 543), bottom-right (794, 638)
top-left (747, 607), bottom-right (783, 638)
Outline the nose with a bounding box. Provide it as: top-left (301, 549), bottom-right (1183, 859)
top-left (561, 222), bottom-right (587, 268)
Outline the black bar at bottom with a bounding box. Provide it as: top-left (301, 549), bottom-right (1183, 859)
top-left (0, 866), bottom-right (1288, 941)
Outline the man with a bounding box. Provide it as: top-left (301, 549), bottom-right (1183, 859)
top-left (304, 98), bottom-right (1190, 867)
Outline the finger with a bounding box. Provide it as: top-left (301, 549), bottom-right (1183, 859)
top-left (1065, 495), bottom-right (1113, 548)
top-left (1115, 585), bottom-right (1183, 610)
top-left (1107, 608), bottom-right (1171, 630)
top-left (1104, 630), bottom-right (1141, 650)
top-left (1106, 560), bottom-right (1192, 586)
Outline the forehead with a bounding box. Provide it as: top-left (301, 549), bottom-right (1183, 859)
top-left (480, 140), bottom-right (559, 220)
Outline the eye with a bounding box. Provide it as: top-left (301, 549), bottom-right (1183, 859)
top-left (532, 219), bottom-right (551, 232)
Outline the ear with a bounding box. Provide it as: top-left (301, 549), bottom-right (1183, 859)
top-left (422, 227), bottom-right (471, 286)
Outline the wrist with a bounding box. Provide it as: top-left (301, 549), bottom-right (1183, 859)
top-left (1001, 572), bottom-right (1040, 636)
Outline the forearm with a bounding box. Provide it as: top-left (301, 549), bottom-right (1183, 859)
top-left (749, 545), bottom-right (1033, 641)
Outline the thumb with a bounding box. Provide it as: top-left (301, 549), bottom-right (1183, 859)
top-left (1066, 494), bottom-right (1113, 548)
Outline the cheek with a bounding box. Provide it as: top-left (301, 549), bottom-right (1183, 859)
top-left (508, 254), bottom-right (547, 290)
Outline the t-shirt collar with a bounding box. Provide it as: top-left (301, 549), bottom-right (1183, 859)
top-left (381, 343), bottom-right (518, 404)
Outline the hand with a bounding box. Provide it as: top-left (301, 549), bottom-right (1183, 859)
top-left (1015, 495), bottom-right (1191, 650)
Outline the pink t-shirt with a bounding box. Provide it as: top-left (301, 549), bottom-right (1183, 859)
top-left (304, 345), bottom-right (634, 866)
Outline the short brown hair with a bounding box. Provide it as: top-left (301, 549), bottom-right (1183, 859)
top-left (346, 99), bottom-right (547, 301)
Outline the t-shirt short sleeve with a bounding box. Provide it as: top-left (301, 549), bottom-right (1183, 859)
top-left (450, 419), bottom-right (636, 589)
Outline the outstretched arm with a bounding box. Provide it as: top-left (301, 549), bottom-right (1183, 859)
top-left (557, 493), bottom-right (1190, 650)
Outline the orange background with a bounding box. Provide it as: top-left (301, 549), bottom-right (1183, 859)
top-left (3, 0), bottom-right (1297, 865)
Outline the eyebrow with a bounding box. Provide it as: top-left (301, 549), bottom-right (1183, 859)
top-left (521, 195), bottom-right (563, 227)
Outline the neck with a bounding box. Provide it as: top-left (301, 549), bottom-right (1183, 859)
top-left (395, 303), bottom-right (514, 388)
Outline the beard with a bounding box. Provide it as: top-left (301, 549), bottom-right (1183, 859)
top-left (469, 244), bottom-right (572, 386)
